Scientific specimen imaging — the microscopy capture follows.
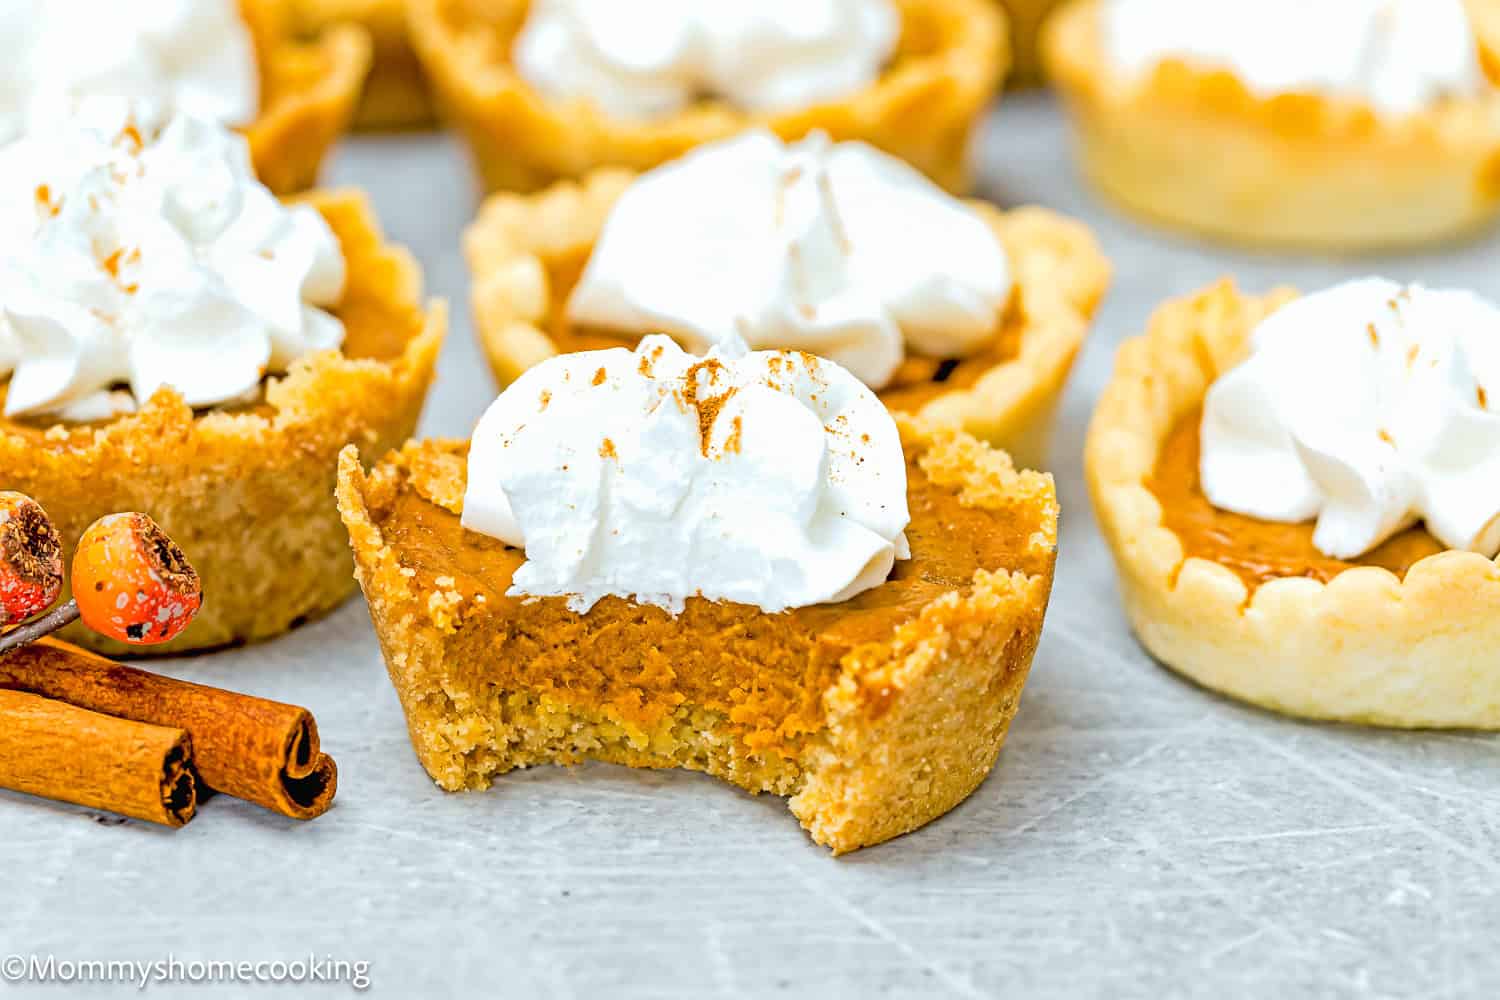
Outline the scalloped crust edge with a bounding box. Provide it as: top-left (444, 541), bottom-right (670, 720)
top-left (1085, 279), bottom-right (1500, 729)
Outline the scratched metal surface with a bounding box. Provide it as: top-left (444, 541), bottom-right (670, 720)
top-left (2, 93), bottom-right (1498, 999)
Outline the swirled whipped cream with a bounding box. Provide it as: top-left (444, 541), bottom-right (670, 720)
top-left (1102, 0), bottom-right (1488, 116)
top-left (1201, 278), bottom-right (1500, 561)
top-left (513, 0), bottom-right (899, 120)
top-left (569, 131), bottom-right (1011, 390)
top-left (463, 334), bottom-right (911, 614)
top-left (0, 99), bottom-right (345, 420)
top-left (0, 0), bottom-right (258, 135)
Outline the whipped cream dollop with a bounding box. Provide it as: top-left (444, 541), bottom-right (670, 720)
top-left (463, 334), bottom-right (911, 614)
top-left (513, 0), bottom-right (899, 120)
top-left (569, 131), bottom-right (1011, 390)
top-left (0, 0), bottom-right (258, 135)
top-left (1102, 0), bottom-right (1488, 116)
top-left (0, 99), bottom-right (345, 420)
top-left (1201, 278), bottom-right (1500, 562)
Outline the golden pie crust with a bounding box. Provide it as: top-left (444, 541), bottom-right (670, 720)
top-left (337, 416), bottom-right (1058, 854)
top-left (1044, 0), bottom-right (1500, 250)
top-left (464, 169), bottom-right (1109, 469)
top-left (406, 0), bottom-right (1008, 194)
top-left (284, 0), bottom-right (433, 128)
top-left (241, 0), bottom-right (373, 193)
top-left (1000, 0), bottom-right (1067, 86)
top-left (1086, 280), bottom-right (1500, 729)
top-left (0, 191), bottom-right (446, 656)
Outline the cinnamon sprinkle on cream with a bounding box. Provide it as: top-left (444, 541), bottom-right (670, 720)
top-left (722, 416), bottom-right (743, 455)
top-left (599, 437), bottom-right (617, 460)
top-left (592, 367), bottom-right (607, 386)
top-left (681, 358), bottom-right (735, 456)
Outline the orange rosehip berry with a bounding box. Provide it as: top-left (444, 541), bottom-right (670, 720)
top-left (72, 513), bottom-right (202, 645)
top-left (0, 492), bottom-right (63, 626)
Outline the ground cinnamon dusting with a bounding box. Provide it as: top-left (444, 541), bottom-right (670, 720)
top-left (1367, 323), bottom-right (1379, 347)
top-left (681, 359), bottom-right (736, 456)
top-left (599, 437), bottom-right (617, 460)
top-left (592, 367), bottom-right (607, 386)
top-left (1479, 386), bottom-right (1489, 409)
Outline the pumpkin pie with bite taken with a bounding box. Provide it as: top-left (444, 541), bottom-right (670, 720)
top-left (1088, 279), bottom-right (1500, 728)
top-left (338, 335), bottom-right (1058, 853)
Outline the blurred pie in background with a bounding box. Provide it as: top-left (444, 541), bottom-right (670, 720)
top-left (1045, 0), bottom-right (1500, 250)
top-left (999, 0), bottom-right (1067, 85)
top-left (287, 0), bottom-right (434, 129)
top-left (0, 0), bottom-right (370, 194)
top-left (407, 0), bottom-right (1009, 195)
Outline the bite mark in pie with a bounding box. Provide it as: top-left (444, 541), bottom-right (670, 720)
top-left (337, 417), bottom-right (1059, 854)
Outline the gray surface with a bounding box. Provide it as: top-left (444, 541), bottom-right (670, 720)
top-left (3, 93), bottom-right (1499, 999)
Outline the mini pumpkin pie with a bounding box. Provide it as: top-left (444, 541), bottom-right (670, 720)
top-left (1045, 0), bottom-right (1500, 250)
top-left (0, 102), bottom-right (444, 656)
top-left (466, 131), bottom-right (1109, 469)
top-left (1088, 278), bottom-right (1500, 729)
top-left (406, 0), bottom-right (1007, 194)
top-left (286, 0), bottom-right (433, 129)
top-left (337, 335), bottom-right (1058, 854)
top-left (0, 0), bottom-right (371, 196)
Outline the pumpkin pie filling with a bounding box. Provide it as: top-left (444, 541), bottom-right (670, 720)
top-left (368, 440), bottom-right (1051, 755)
top-left (1150, 411), bottom-right (1445, 588)
top-left (537, 245), bottom-right (1026, 417)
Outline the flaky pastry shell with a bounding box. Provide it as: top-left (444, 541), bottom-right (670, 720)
top-left (1044, 0), bottom-right (1500, 250)
top-left (336, 416), bottom-right (1058, 854)
top-left (464, 169), bottom-right (1109, 469)
top-left (406, 0), bottom-right (1008, 194)
top-left (242, 0), bottom-right (373, 192)
top-left (0, 191), bottom-right (446, 656)
top-left (1086, 281), bottom-right (1500, 729)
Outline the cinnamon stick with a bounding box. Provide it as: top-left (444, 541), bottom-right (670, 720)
top-left (0, 638), bottom-right (336, 820)
top-left (0, 689), bottom-right (197, 827)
